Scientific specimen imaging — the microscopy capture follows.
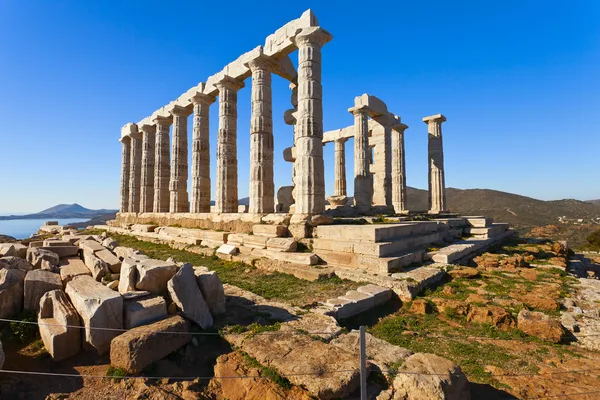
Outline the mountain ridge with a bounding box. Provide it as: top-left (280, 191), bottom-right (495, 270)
top-left (0, 203), bottom-right (118, 220)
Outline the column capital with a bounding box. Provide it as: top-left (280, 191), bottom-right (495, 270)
top-left (334, 137), bottom-right (349, 144)
top-left (422, 114), bottom-right (447, 124)
top-left (246, 54), bottom-right (277, 72)
top-left (169, 104), bottom-right (193, 118)
top-left (392, 122), bottom-right (409, 133)
top-left (139, 123), bottom-right (156, 134)
top-left (191, 92), bottom-right (216, 106)
top-left (292, 26), bottom-right (333, 48)
top-left (152, 115), bottom-right (173, 126)
top-left (215, 75), bottom-right (245, 92)
top-left (348, 105), bottom-right (370, 116)
top-left (120, 122), bottom-right (138, 139)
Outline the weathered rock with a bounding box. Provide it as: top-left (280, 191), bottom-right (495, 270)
top-left (24, 270), bottom-right (62, 312)
top-left (95, 249), bottom-right (121, 273)
top-left (0, 256), bottom-right (33, 272)
top-left (466, 305), bottom-right (514, 330)
top-left (0, 268), bottom-right (26, 318)
top-left (107, 280), bottom-right (119, 290)
top-left (448, 267), bottom-right (480, 279)
top-left (82, 250), bottom-right (108, 281)
top-left (216, 244), bottom-right (238, 255)
top-left (78, 239), bottom-right (105, 253)
top-left (431, 298), bottom-right (470, 316)
top-left (65, 276), bottom-right (123, 354)
top-left (266, 237), bottom-right (297, 252)
top-left (410, 299), bottom-right (432, 314)
top-left (283, 313), bottom-right (342, 341)
top-left (123, 295), bottom-right (167, 329)
top-left (520, 293), bottom-right (560, 312)
top-left (118, 257), bottom-right (141, 293)
top-left (1, 243), bottom-right (27, 258)
top-left (59, 258), bottom-right (91, 286)
top-left (517, 309), bottom-right (566, 343)
top-left (113, 246), bottom-right (144, 260)
top-left (102, 237), bottom-right (119, 250)
top-left (168, 264), bottom-right (213, 329)
top-left (38, 289), bottom-right (81, 360)
top-left (194, 269), bottom-right (226, 316)
top-left (110, 315), bottom-right (191, 374)
top-left (377, 353), bottom-right (470, 400)
top-left (0, 339), bottom-right (3, 369)
top-left (136, 259), bottom-right (178, 295)
top-left (26, 247), bottom-right (60, 269)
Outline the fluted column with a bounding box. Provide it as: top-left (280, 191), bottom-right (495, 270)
top-left (350, 106), bottom-right (372, 211)
top-left (291, 27), bottom-right (332, 214)
top-left (423, 114), bottom-right (447, 214)
top-left (248, 56), bottom-right (275, 214)
top-left (153, 115), bottom-right (172, 213)
top-left (169, 105), bottom-right (192, 213)
top-left (334, 138), bottom-right (348, 197)
top-left (128, 127), bottom-right (142, 213)
top-left (215, 76), bottom-right (244, 213)
top-left (119, 136), bottom-right (131, 213)
top-left (392, 122), bottom-right (408, 213)
top-left (139, 124), bottom-right (156, 213)
top-left (190, 93), bottom-right (215, 213)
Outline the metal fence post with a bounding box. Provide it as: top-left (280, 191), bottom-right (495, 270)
top-left (360, 325), bottom-right (367, 400)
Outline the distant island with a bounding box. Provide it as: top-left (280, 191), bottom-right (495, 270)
top-left (0, 203), bottom-right (118, 220)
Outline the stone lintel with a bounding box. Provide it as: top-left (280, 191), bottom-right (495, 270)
top-left (245, 53), bottom-right (277, 72)
top-left (263, 9), bottom-right (319, 57)
top-left (152, 115), bottom-right (173, 126)
top-left (352, 94), bottom-right (389, 118)
top-left (422, 114), bottom-right (446, 124)
top-left (348, 105), bottom-right (370, 116)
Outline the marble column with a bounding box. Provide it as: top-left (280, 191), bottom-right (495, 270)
top-left (423, 114), bottom-right (447, 214)
top-left (333, 138), bottom-right (348, 197)
top-left (392, 122), bottom-right (408, 214)
top-left (215, 75), bottom-right (244, 213)
top-left (153, 116), bottom-right (172, 213)
top-left (128, 127), bottom-right (142, 213)
top-left (248, 56), bottom-right (275, 214)
top-left (350, 106), bottom-right (372, 211)
top-left (119, 136), bottom-right (131, 213)
top-left (139, 124), bottom-right (156, 213)
top-left (190, 93), bottom-right (215, 213)
top-left (292, 27), bottom-right (332, 214)
top-left (372, 115), bottom-right (393, 207)
top-left (169, 105), bottom-right (192, 213)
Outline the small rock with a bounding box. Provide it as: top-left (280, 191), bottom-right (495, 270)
top-left (467, 305), bottom-right (514, 330)
top-left (448, 267), bottom-right (480, 279)
top-left (410, 299), bottom-right (432, 314)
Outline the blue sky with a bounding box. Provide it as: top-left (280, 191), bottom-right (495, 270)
top-left (0, 0), bottom-right (598, 214)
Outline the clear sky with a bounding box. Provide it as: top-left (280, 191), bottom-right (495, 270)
top-left (0, 0), bottom-right (598, 214)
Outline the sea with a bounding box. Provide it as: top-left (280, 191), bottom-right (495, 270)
top-left (0, 218), bottom-right (89, 240)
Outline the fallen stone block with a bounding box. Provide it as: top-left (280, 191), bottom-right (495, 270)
top-left (113, 246), bottom-right (145, 260)
top-left (118, 257), bottom-right (141, 294)
top-left (282, 313), bottom-right (342, 341)
top-left (59, 258), bottom-right (92, 286)
top-left (0, 256), bottom-right (33, 272)
top-left (109, 315), bottom-right (191, 374)
top-left (39, 246), bottom-right (79, 258)
top-left (101, 237), bottom-right (118, 250)
top-left (78, 240), bottom-right (105, 253)
top-left (123, 295), bottom-right (167, 329)
top-left (38, 289), bottom-right (81, 361)
top-left (136, 259), bottom-right (178, 295)
top-left (66, 276), bottom-right (123, 354)
top-left (43, 239), bottom-right (73, 247)
top-left (216, 244), bottom-right (238, 255)
top-left (95, 249), bottom-right (121, 273)
top-left (266, 237), bottom-right (297, 252)
top-left (194, 269), bottom-right (226, 316)
top-left (0, 243), bottom-right (27, 258)
top-left (82, 250), bottom-right (108, 281)
top-left (24, 270), bottom-right (62, 312)
top-left (0, 268), bottom-right (26, 318)
top-left (168, 264), bottom-right (213, 329)
top-left (26, 248), bottom-right (60, 269)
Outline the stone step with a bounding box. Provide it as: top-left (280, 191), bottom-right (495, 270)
top-left (432, 229), bottom-right (515, 264)
top-left (465, 216), bottom-right (493, 228)
top-left (313, 221), bottom-right (442, 243)
top-left (325, 285), bottom-right (393, 319)
top-left (250, 248), bottom-right (319, 265)
top-left (466, 223), bottom-right (509, 239)
top-left (251, 224), bottom-right (288, 238)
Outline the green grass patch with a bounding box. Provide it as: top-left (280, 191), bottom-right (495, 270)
top-left (105, 366), bottom-right (128, 381)
top-left (241, 352), bottom-right (292, 390)
top-left (7, 311), bottom-right (38, 343)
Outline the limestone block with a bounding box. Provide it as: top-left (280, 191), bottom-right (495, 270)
top-left (243, 235), bottom-right (268, 249)
top-left (123, 295), bottom-right (167, 329)
top-left (118, 257), bottom-right (142, 294)
top-left (0, 243), bottom-right (27, 258)
top-left (26, 247), bottom-right (60, 269)
top-left (24, 270), bottom-right (62, 312)
top-left (82, 250), bottom-right (108, 281)
top-left (252, 224), bottom-right (288, 238)
top-left (0, 268), bottom-right (26, 318)
top-left (136, 259), bottom-right (178, 295)
top-left (62, 234), bottom-right (94, 245)
top-left (266, 237), bottom-right (297, 252)
top-left (113, 246), bottom-right (145, 260)
top-left (251, 248), bottom-right (318, 265)
top-left (167, 264), bottom-right (213, 328)
top-left (95, 249), bottom-right (121, 273)
top-left (65, 276), bottom-right (123, 354)
top-left (356, 284), bottom-right (392, 306)
top-left (0, 256), bottom-right (33, 272)
top-left (110, 315), bottom-right (191, 374)
top-left (131, 224), bottom-right (157, 233)
top-left (194, 269), bottom-right (226, 316)
top-left (39, 246), bottom-right (79, 258)
top-left (288, 223), bottom-right (309, 239)
top-left (261, 213), bottom-right (291, 226)
top-left (78, 240), bottom-right (105, 253)
top-left (43, 239), bottom-right (72, 247)
top-left (337, 290), bottom-right (375, 317)
top-left (465, 216), bottom-right (492, 228)
top-left (216, 244), bottom-right (238, 255)
top-left (311, 238), bottom-right (355, 253)
top-left (201, 239), bottom-right (225, 248)
top-left (38, 289), bottom-right (81, 361)
top-left (101, 237), bottom-right (119, 250)
top-left (226, 234), bottom-right (244, 246)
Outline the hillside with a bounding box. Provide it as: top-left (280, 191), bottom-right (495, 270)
top-left (0, 203), bottom-right (118, 220)
top-left (587, 199), bottom-right (600, 206)
top-left (406, 187), bottom-right (600, 227)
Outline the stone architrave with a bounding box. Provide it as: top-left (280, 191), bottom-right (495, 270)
top-left (350, 106), bottom-right (372, 211)
top-left (423, 114), bottom-right (447, 214)
top-left (248, 55), bottom-right (275, 214)
top-left (128, 126), bottom-right (142, 213)
top-left (215, 76), bottom-right (244, 213)
top-left (392, 122), bottom-right (408, 213)
top-left (291, 27), bottom-right (332, 214)
top-left (153, 115), bottom-right (172, 213)
top-left (139, 124), bottom-right (156, 213)
top-left (169, 105), bottom-right (192, 213)
top-left (119, 136), bottom-right (131, 213)
top-left (190, 92), bottom-right (215, 213)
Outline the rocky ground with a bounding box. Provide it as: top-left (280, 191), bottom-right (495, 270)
top-left (1, 232), bottom-right (600, 399)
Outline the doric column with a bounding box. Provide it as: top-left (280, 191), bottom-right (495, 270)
top-left (169, 105), bottom-right (192, 213)
top-left (119, 136), bottom-right (131, 213)
top-left (215, 76), bottom-right (244, 213)
top-left (153, 115), bottom-right (172, 213)
top-left (423, 114), bottom-right (447, 214)
top-left (334, 138), bottom-right (348, 197)
top-left (291, 27), bottom-right (332, 214)
top-left (392, 122), bottom-right (408, 213)
top-left (372, 114), bottom-right (393, 207)
top-left (190, 93), bottom-right (215, 213)
top-left (248, 56), bottom-right (275, 214)
top-left (349, 106), bottom-right (372, 211)
top-left (128, 126), bottom-right (142, 213)
top-left (139, 124), bottom-right (156, 213)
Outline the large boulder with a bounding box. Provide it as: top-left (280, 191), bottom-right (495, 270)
top-left (0, 256), bottom-right (33, 272)
top-left (377, 353), bottom-right (470, 400)
top-left (123, 295), bottom-right (167, 329)
top-left (0, 243), bottom-right (27, 258)
top-left (194, 268), bottom-right (226, 316)
top-left (95, 249), bottom-right (121, 273)
top-left (26, 248), bottom-right (60, 270)
top-left (0, 268), bottom-right (26, 318)
top-left (517, 309), bottom-right (566, 343)
top-left (23, 270), bottom-right (62, 312)
top-left (38, 289), bottom-right (81, 360)
top-left (110, 315), bottom-right (191, 374)
top-left (167, 264), bottom-right (213, 329)
top-left (136, 259), bottom-right (178, 295)
top-left (65, 276), bottom-right (123, 354)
